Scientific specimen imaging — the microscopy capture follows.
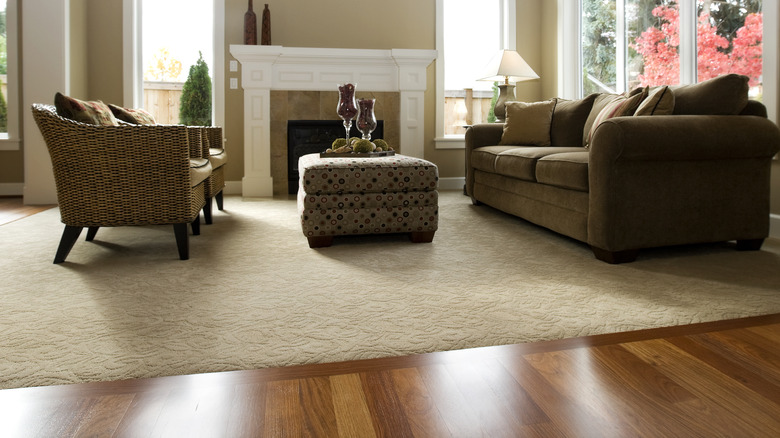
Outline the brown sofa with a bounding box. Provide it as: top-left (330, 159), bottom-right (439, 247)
top-left (465, 74), bottom-right (780, 263)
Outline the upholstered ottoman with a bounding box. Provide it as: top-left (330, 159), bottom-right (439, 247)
top-left (298, 153), bottom-right (439, 248)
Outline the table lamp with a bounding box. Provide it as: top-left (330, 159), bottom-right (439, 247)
top-left (478, 50), bottom-right (539, 123)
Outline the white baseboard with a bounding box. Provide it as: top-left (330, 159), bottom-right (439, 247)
top-left (0, 183), bottom-right (24, 196)
top-left (771, 214), bottom-right (780, 240)
top-left (438, 177), bottom-right (465, 192)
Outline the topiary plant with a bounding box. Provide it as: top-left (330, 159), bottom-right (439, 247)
top-left (179, 51), bottom-right (212, 126)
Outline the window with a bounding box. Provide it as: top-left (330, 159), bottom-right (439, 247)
top-left (0, 0), bottom-right (19, 150)
top-left (566, 0), bottom-right (776, 119)
top-left (124, 0), bottom-right (225, 127)
top-left (435, 0), bottom-right (516, 144)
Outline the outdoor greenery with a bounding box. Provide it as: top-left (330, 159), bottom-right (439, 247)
top-left (487, 82), bottom-right (498, 123)
top-left (179, 52), bottom-right (212, 126)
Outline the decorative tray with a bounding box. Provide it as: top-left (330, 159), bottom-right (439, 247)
top-left (320, 151), bottom-right (395, 158)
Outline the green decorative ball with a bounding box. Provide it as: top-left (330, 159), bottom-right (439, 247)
top-left (374, 139), bottom-right (390, 151)
top-left (332, 138), bottom-right (347, 149)
top-left (353, 139), bottom-right (374, 153)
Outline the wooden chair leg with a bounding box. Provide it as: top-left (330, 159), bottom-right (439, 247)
top-left (173, 223), bottom-right (189, 260)
top-left (216, 191), bottom-right (224, 210)
top-left (191, 214), bottom-right (201, 236)
top-left (203, 197), bottom-right (213, 225)
top-left (54, 226), bottom-right (83, 264)
top-left (85, 227), bottom-right (99, 241)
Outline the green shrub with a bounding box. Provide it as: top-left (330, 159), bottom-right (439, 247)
top-left (179, 52), bottom-right (212, 126)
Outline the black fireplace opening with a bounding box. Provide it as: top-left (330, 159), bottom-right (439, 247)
top-left (287, 119), bottom-right (384, 194)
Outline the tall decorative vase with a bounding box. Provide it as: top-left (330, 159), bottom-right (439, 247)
top-left (337, 84), bottom-right (358, 143)
top-left (261, 4), bottom-right (272, 45)
top-left (357, 98), bottom-right (377, 140)
top-left (244, 0), bottom-right (257, 45)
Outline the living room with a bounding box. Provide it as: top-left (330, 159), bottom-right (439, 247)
top-left (1, 0), bottom-right (780, 435)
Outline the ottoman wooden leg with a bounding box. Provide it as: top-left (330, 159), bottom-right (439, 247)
top-left (307, 236), bottom-right (334, 248)
top-left (410, 231), bottom-right (435, 243)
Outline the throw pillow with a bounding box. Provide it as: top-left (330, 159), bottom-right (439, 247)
top-left (498, 100), bottom-right (556, 146)
top-left (550, 94), bottom-right (598, 147)
top-left (634, 86), bottom-right (675, 116)
top-left (54, 92), bottom-right (118, 126)
top-left (671, 74), bottom-right (749, 115)
top-left (584, 88), bottom-right (648, 148)
top-left (108, 104), bottom-right (157, 125)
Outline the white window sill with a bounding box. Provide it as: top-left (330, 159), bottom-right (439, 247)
top-left (0, 138), bottom-right (21, 151)
top-left (435, 136), bottom-right (465, 149)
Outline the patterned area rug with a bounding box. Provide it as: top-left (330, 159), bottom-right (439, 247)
top-left (1, 191), bottom-right (779, 389)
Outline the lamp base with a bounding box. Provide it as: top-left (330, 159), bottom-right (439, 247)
top-left (493, 83), bottom-right (516, 123)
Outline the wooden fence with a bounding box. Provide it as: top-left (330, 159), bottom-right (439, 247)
top-left (144, 81), bottom-right (183, 125)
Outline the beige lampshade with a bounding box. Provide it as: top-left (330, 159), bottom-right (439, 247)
top-left (478, 50), bottom-right (539, 84)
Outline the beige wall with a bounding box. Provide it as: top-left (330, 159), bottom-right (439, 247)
top-left (86, 0), bottom-right (124, 103)
top-left (70, 0), bottom-right (89, 99)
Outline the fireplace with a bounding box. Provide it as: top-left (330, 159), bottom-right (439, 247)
top-left (287, 120), bottom-right (384, 193)
top-left (230, 45), bottom-right (437, 197)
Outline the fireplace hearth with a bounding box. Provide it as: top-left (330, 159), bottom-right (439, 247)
top-left (287, 119), bottom-right (384, 194)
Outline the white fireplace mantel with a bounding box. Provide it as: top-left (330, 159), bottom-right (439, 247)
top-left (230, 45), bottom-right (437, 197)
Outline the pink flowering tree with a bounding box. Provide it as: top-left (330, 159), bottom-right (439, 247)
top-left (631, 2), bottom-right (762, 87)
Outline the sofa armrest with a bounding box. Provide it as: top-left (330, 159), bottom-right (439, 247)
top-left (590, 115), bottom-right (780, 161)
top-left (588, 115), bottom-right (780, 252)
top-left (465, 124), bottom-right (505, 197)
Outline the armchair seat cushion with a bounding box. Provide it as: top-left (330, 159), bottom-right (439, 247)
top-left (208, 148), bottom-right (228, 169)
top-left (190, 158), bottom-right (212, 187)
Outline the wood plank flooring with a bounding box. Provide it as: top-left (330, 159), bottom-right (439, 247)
top-left (2, 198), bottom-right (779, 436)
top-left (0, 197), bottom-right (53, 226)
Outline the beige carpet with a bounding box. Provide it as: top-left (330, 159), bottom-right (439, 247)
top-left (1, 191), bottom-right (779, 390)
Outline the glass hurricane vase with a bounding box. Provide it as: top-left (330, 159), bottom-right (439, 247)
top-left (336, 83), bottom-right (358, 142)
top-left (356, 98), bottom-right (377, 140)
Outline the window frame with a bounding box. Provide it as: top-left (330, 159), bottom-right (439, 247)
top-left (560, 0), bottom-right (778, 123)
top-left (435, 0), bottom-right (517, 149)
top-left (123, 0), bottom-right (225, 128)
top-left (0, 0), bottom-right (20, 150)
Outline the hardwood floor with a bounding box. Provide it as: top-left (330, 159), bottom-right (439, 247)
top-left (0, 197), bottom-right (53, 226)
top-left (1, 199), bottom-right (779, 437)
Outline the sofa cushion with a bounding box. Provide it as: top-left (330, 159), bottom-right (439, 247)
top-left (634, 86), bottom-right (675, 116)
top-left (584, 89), bottom-right (648, 148)
top-left (108, 104), bottom-right (157, 125)
top-left (471, 146), bottom-right (518, 173)
top-left (536, 152), bottom-right (590, 192)
top-left (494, 147), bottom-right (586, 182)
top-left (499, 100), bottom-right (555, 146)
top-left (672, 74), bottom-right (749, 115)
top-left (54, 92), bottom-right (118, 126)
top-left (551, 94), bottom-right (598, 147)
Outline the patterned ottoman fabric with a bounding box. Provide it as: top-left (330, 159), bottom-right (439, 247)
top-left (298, 153), bottom-right (439, 247)
top-left (299, 153), bottom-right (439, 195)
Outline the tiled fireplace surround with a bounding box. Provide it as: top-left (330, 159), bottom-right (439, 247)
top-left (230, 45), bottom-right (437, 197)
top-left (270, 90), bottom-right (400, 196)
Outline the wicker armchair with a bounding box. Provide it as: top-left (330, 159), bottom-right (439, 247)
top-left (31, 104), bottom-right (211, 263)
top-left (198, 126), bottom-right (227, 224)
